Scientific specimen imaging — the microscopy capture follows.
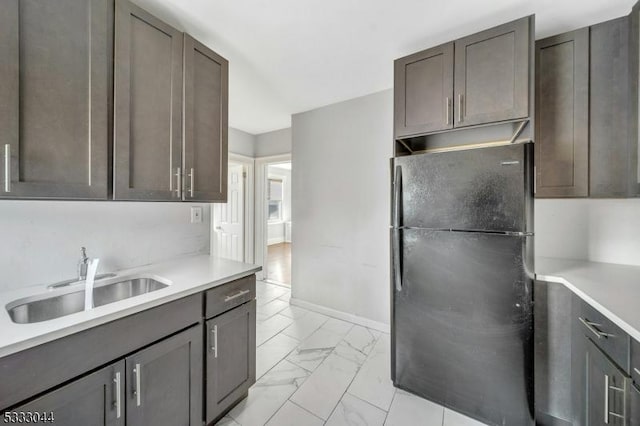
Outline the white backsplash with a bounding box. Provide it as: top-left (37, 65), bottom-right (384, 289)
top-left (535, 198), bottom-right (640, 266)
top-left (0, 201), bottom-right (211, 292)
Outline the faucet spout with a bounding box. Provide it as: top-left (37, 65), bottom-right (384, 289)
top-left (78, 247), bottom-right (89, 281)
top-left (84, 258), bottom-right (100, 310)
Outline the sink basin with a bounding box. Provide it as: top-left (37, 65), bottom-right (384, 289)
top-left (7, 277), bottom-right (169, 324)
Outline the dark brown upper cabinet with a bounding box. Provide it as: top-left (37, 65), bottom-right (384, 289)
top-left (590, 16), bottom-right (636, 198)
top-left (536, 14), bottom-right (640, 199)
top-left (183, 35), bottom-right (229, 202)
top-left (113, 0), bottom-right (184, 201)
top-left (114, 0), bottom-right (229, 202)
top-left (454, 17), bottom-right (531, 127)
top-left (394, 43), bottom-right (454, 138)
top-left (535, 29), bottom-right (589, 198)
top-left (394, 16), bottom-right (532, 141)
top-left (0, 0), bottom-right (112, 200)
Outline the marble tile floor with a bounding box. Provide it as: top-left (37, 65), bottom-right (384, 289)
top-left (217, 281), bottom-right (489, 426)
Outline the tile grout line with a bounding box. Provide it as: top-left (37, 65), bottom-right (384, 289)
top-left (382, 388), bottom-right (398, 425)
top-left (294, 325), bottom-right (385, 423)
top-left (288, 400), bottom-right (326, 424)
top-left (239, 283), bottom-right (394, 426)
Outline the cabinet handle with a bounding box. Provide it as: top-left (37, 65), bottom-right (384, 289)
top-left (133, 363), bottom-right (142, 407)
top-left (579, 317), bottom-right (616, 339)
top-left (445, 97), bottom-right (451, 125)
top-left (211, 325), bottom-right (218, 358)
top-left (4, 144), bottom-right (11, 193)
top-left (188, 167), bottom-right (195, 197)
top-left (604, 374), bottom-right (627, 424)
top-left (604, 374), bottom-right (610, 424)
top-left (113, 371), bottom-right (122, 419)
top-left (458, 94), bottom-right (463, 123)
top-left (175, 167), bottom-right (182, 198)
top-left (224, 289), bottom-right (250, 302)
top-left (634, 367), bottom-right (640, 376)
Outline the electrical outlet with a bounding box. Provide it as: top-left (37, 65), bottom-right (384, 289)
top-left (191, 206), bottom-right (203, 223)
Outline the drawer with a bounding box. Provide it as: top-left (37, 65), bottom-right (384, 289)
top-left (205, 275), bottom-right (256, 319)
top-left (577, 300), bottom-right (630, 372)
top-left (632, 338), bottom-right (640, 384)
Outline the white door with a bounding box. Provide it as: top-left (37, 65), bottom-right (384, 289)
top-left (213, 164), bottom-right (244, 261)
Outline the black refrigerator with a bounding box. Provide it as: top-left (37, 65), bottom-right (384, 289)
top-left (390, 143), bottom-right (535, 426)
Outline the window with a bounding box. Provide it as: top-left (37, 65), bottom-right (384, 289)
top-left (268, 178), bottom-right (283, 222)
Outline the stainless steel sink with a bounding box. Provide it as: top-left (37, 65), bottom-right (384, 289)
top-left (7, 277), bottom-right (169, 324)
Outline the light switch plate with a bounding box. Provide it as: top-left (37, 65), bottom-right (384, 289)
top-left (191, 206), bottom-right (203, 223)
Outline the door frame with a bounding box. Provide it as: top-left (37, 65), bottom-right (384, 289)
top-left (211, 153), bottom-right (255, 264)
top-left (255, 154), bottom-right (292, 282)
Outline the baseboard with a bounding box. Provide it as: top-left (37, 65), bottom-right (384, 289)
top-left (290, 297), bottom-right (390, 333)
top-left (267, 237), bottom-right (285, 245)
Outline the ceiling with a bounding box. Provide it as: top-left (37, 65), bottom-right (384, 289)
top-left (134, 0), bottom-right (636, 135)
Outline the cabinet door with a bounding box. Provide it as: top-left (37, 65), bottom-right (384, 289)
top-left (206, 300), bottom-right (256, 424)
top-left (0, 0), bottom-right (111, 200)
top-left (585, 341), bottom-right (628, 425)
top-left (183, 34), bottom-right (228, 202)
top-left (535, 29), bottom-right (589, 198)
top-left (454, 17), bottom-right (531, 127)
top-left (534, 281), bottom-right (574, 424)
top-left (11, 361), bottom-right (124, 426)
top-left (113, 0), bottom-right (183, 201)
top-left (126, 325), bottom-right (203, 426)
top-left (631, 384), bottom-right (640, 426)
top-left (394, 43), bottom-right (454, 137)
top-left (590, 17), bottom-right (635, 198)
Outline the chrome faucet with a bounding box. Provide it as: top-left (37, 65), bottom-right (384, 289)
top-left (78, 247), bottom-right (89, 281)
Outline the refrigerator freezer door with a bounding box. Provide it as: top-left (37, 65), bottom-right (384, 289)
top-left (393, 143), bottom-right (532, 233)
top-left (392, 229), bottom-right (534, 426)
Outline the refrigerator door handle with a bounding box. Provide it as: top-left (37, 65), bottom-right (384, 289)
top-left (392, 164), bottom-right (403, 291)
top-left (392, 228), bottom-right (403, 292)
top-left (393, 165), bottom-right (402, 228)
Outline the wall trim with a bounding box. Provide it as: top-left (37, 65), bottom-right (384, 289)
top-left (290, 297), bottom-right (390, 333)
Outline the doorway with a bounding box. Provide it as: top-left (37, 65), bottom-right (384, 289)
top-left (265, 162), bottom-right (292, 285)
top-left (212, 155), bottom-right (255, 263)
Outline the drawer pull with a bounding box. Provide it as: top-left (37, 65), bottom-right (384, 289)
top-left (225, 289), bottom-right (250, 302)
top-left (579, 317), bottom-right (616, 339)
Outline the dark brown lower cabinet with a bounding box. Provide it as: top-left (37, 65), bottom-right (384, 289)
top-left (126, 325), bottom-right (202, 426)
top-left (11, 361), bottom-right (125, 426)
top-left (585, 340), bottom-right (629, 425)
top-left (206, 300), bottom-right (256, 424)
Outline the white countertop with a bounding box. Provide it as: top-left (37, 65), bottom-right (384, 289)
top-left (0, 255), bottom-right (261, 358)
top-left (536, 257), bottom-right (640, 343)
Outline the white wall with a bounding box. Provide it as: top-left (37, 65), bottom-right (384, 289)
top-left (0, 201), bottom-right (211, 292)
top-left (229, 127), bottom-right (256, 157)
top-left (256, 128), bottom-right (292, 157)
top-left (292, 90), bottom-right (392, 326)
top-left (535, 198), bottom-right (640, 266)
